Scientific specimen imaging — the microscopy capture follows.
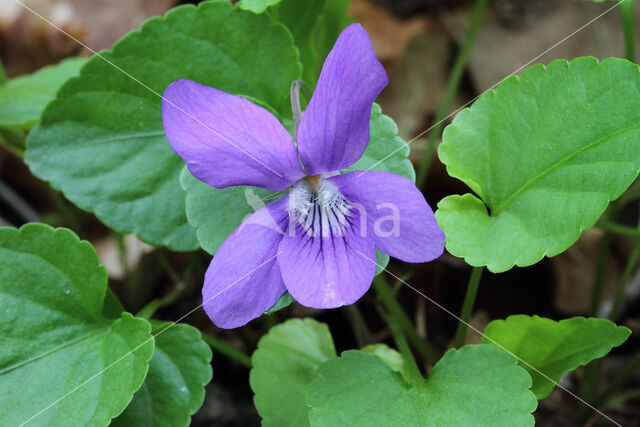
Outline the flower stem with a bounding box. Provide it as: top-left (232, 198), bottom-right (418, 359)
top-left (589, 202), bottom-right (621, 317)
top-left (452, 266), bottom-right (483, 349)
top-left (373, 275), bottom-right (439, 366)
top-left (609, 206), bottom-right (640, 321)
top-left (343, 303), bottom-right (373, 347)
top-left (595, 351), bottom-right (640, 407)
top-left (415, 0), bottom-right (489, 190)
top-left (388, 315), bottom-right (424, 386)
top-left (620, 0), bottom-right (636, 63)
top-left (137, 252), bottom-right (187, 319)
top-left (597, 220), bottom-right (640, 238)
top-left (201, 332), bottom-right (253, 368)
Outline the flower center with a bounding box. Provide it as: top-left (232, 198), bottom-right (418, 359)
top-left (290, 176), bottom-right (352, 237)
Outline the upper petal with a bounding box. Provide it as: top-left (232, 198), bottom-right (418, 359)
top-left (202, 196), bottom-right (289, 329)
top-left (277, 194), bottom-right (377, 308)
top-left (331, 171), bottom-right (445, 263)
top-left (296, 24), bottom-right (388, 175)
top-left (163, 79), bottom-right (304, 191)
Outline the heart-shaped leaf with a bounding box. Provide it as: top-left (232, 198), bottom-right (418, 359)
top-left (482, 315), bottom-right (631, 399)
top-left (308, 345), bottom-right (537, 426)
top-left (250, 318), bottom-right (336, 427)
top-left (0, 57), bottom-right (87, 130)
top-left (436, 57), bottom-right (640, 272)
top-left (0, 224), bottom-right (154, 426)
top-left (113, 321), bottom-right (213, 426)
top-left (25, 1), bottom-right (301, 250)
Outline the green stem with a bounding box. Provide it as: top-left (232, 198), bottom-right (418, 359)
top-left (415, 0), bottom-right (489, 190)
top-left (620, 0), bottom-right (636, 63)
top-left (389, 316), bottom-right (424, 386)
top-left (373, 276), bottom-right (439, 366)
top-left (47, 188), bottom-right (81, 231)
top-left (609, 202), bottom-right (640, 320)
top-left (0, 178), bottom-right (40, 223)
top-left (0, 128), bottom-right (26, 158)
top-left (589, 231), bottom-right (615, 317)
top-left (453, 267), bottom-right (483, 349)
top-left (0, 58), bottom-right (6, 85)
top-left (137, 284), bottom-right (184, 319)
top-left (589, 203), bottom-right (621, 317)
top-left (343, 304), bottom-right (373, 347)
top-left (137, 252), bottom-right (187, 319)
top-left (595, 352), bottom-right (640, 407)
top-left (201, 333), bottom-right (253, 368)
top-left (598, 220), bottom-right (640, 238)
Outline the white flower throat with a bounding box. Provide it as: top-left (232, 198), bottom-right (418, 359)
top-left (290, 175), bottom-right (352, 238)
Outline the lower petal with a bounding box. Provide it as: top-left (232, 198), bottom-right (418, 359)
top-left (202, 197), bottom-right (289, 329)
top-left (330, 171), bottom-right (445, 263)
top-left (277, 204), bottom-right (376, 309)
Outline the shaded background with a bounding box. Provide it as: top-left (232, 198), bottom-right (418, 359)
top-left (1, 0), bottom-right (639, 425)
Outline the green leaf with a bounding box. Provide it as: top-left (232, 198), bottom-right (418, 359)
top-left (270, 0), bottom-right (327, 86)
top-left (113, 321), bottom-right (213, 427)
top-left (180, 166), bottom-right (275, 255)
top-left (308, 345), bottom-right (537, 426)
top-left (250, 318), bottom-right (337, 427)
top-left (348, 103), bottom-right (416, 182)
top-left (237, 0), bottom-right (282, 13)
top-left (436, 57), bottom-right (640, 272)
top-left (482, 315), bottom-right (631, 399)
top-left (0, 224), bottom-right (154, 426)
top-left (312, 0), bottom-right (353, 83)
top-left (0, 57), bottom-right (87, 130)
top-left (25, 1), bottom-right (301, 250)
top-left (361, 344), bottom-right (407, 381)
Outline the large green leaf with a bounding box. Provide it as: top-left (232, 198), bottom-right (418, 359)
top-left (436, 57), bottom-right (640, 272)
top-left (270, 0), bottom-right (327, 86)
top-left (25, 1), bottom-right (301, 250)
top-left (113, 322), bottom-right (212, 427)
top-left (250, 318), bottom-right (336, 427)
top-left (0, 224), bottom-right (154, 426)
top-left (308, 345), bottom-right (537, 426)
top-left (348, 103), bottom-right (416, 182)
top-left (0, 57), bottom-right (87, 130)
top-left (483, 315), bottom-right (631, 399)
top-left (180, 166), bottom-right (275, 255)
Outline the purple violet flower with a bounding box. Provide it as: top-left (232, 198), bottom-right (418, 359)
top-left (162, 23), bottom-right (445, 328)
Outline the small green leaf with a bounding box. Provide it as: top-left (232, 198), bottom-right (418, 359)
top-left (361, 344), bottom-right (407, 381)
top-left (436, 57), bottom-right (640, 272)
top-left (308, 345), bottom-right (537, 426)
top-left (265, 291), bottom-right (295, 314)
top-left (348, 103), bottom-right (416, 182)
top-left (237, 0), bottom-right (282, 13)
top-left (0, 57), bottom-right (87, 130)
top-left (26, 1), bottom-right (301, 250)
top-left (0, 224), bottom-right (154, 426)
top-left (250, 318), bottom-right (337, 427)
top-left (482, 315), bottom-right (631, 399)
top-left (113, 321), bottom-right (213, 427)
top-left (181, 166), bottom-right (274, 255)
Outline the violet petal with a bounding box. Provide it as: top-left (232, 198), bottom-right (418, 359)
top-left (296, 24), bottom-right (388, 175)
top-left (277, 202), bottom-right (376, 308)
top-left (202, 196), bottom-right (289, 328)
top-left (331, 171), bottom-right (445, 263)
top-left (163, 79), bottom-right (304, 191)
